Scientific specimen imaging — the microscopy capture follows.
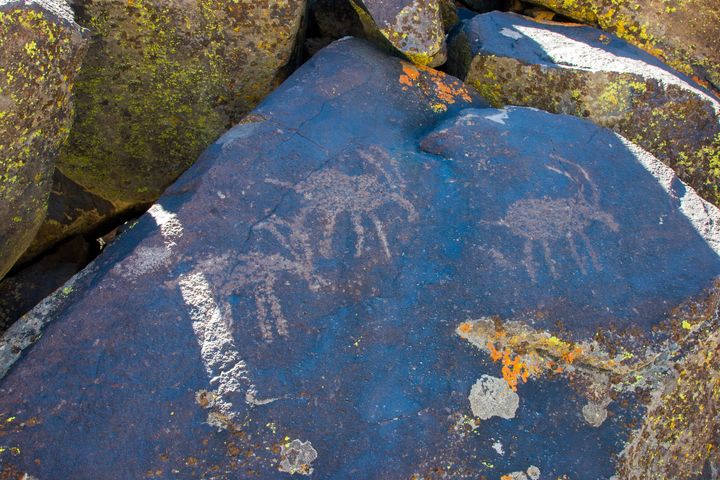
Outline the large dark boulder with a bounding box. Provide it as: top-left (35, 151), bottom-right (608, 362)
top-left (0, 0), bottom-right (87, 279)
top-left (447, 11), bottom-right (720, 207)
top-left (2, 38), bottom-right (720, 479)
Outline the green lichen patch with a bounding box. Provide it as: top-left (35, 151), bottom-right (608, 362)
top-left (618, 320), bottom-right (720, 478)
top-left (0, 1), bottom-right (87, 278)
top-left (58, 0), bottom-right (306, 204)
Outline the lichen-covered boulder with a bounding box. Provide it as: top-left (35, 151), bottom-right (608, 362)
top-left (0, 0), bottom-right (86, 279)
top-left (349, 0), bottom-right (452, 66)
top-left (524, 0), bottom-right (720, 93)
top-left (447, 12), bottom-right (720, 206)
top-left (57, 0), bottom-right (306, 205)
top-left (2, 38), bottom-right (720, 479)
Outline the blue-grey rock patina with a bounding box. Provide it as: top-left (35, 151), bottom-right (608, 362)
top-left (1, 38), bottom-right (719, 479)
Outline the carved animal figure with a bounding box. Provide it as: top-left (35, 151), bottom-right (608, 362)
top-left (267, 146), bottom-right (418, 259)
top-left (224, 218), bottom-right (325, 340)
top-left (494, 156), bottom-right (619, 282)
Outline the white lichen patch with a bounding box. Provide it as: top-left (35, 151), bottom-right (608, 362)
top-left (278, 439), bottom-right (318, 476)
top-left (582, 401), bottom-right (609, 427)
top-left (469, 375), bottom-right (519, 420)
top-left (502, 466), bottom-right (541, 480)
top-left (527, 465), bottom-right (541, 480)
top-left (492, 440), bottom-right (505, 455)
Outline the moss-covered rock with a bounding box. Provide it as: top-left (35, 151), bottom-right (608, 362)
top-left (0, 0), bottom-right (87, 279)
top-left (524, 0), bottom-right (720, 93)
top-left (58, 0), bottom-right (306, 205)
top-left (447, 12), bottom-right (720, 206)
top-left (349, 0), bottom-right (450, 67)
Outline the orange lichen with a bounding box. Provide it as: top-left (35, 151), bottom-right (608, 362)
top-left (398, 60), bottom-right (473, 110)
top-left (402, 63), bottom-right (420, 81)
top-left (485, 342), bottom-right (533, 391)
top-left (459, 322), bottom-right (473, 334)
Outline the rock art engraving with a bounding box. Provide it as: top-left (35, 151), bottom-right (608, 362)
top-left (223, 218), bottom-right (326, 341)
top-left (267, 146), bottom-right (418, 259)
top-left (491, 155), bottom-right (619, 282)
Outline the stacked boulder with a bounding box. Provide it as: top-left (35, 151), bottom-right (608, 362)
top-left (2, 38), bottom-right (720, 479)
top-left (0, 0), bottom-right (86, 278)
top-left (523, 0), bottom-right (720, 92)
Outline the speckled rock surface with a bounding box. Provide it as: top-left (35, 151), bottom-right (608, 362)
top-left (524, 0), bottom-right (720, 94)
top-left (2, 38), bottom-right (720, 479)
top-left (0, 0), bottom-right (86, 279)
top-left (57, 0), bottom-right (306, 205)
top-left (350, 0), bottom-right (450, 66)
top-left (447, 11), bottom-right (720, 207)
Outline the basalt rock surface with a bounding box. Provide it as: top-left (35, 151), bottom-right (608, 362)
top-left (447, 11), bottom-right (720, 206)
top-left (2, 38), bottom-right (720, 480)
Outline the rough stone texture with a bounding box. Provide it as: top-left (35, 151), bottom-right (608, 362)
top-left (0, 235), bottom-right (92, 333)
top-left (19, 170), bottom-right (141, 262)
top-left (523, 0), bottom-right (720, 94)
top-left (447, 12), bottom-right (720, 207)
top-left (0, 0), bottom-right (87, 279)
top-left (350, 0), bottom-right (449, 66)
top-left (57, 0), bottom-right (307, 205)
top-left (2, 39), bottom-right (720, 479)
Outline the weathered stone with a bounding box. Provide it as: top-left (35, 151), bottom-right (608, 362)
top-left (0, 235), bottom-right (93, 333)
top-left (350, 0), bottom-right (449, 66)
top-left (2, 38), bottom-right (720, 479)
top-left (0, 0), bottom-right (86, 279)
top-left (57, 0), bottom-right (306, 205)
top-left (523, 0), bottom-right (720, 93)
top-left (19, 170), bottom-right (143, 262)
top-left (447, 12), bottom-right (720, 206)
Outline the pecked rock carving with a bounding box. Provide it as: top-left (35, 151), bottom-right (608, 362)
top-left (267, 146), bottom-right (418, 259)
top-left (491, 155), bottom-right (619, 281)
